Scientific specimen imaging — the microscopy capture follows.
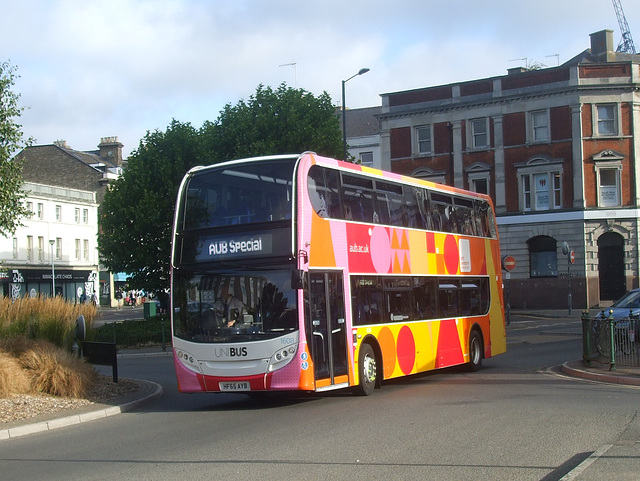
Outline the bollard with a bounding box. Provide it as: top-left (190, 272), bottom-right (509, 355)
top-left (582, 310), bottom-right (591, 366)
top-left (608, 309), bottom-right (616, 371)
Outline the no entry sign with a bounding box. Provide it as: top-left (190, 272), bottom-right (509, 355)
top-left (502, 255), bottom-right (516, 271)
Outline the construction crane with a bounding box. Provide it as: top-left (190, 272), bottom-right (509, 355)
top-left (612, 0), bottom-right (636, 54)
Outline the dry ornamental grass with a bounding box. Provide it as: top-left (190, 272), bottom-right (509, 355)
top-left (0, 337), bottom-right (140, 424)
top-left (0, 297), bottom-right (142, 425)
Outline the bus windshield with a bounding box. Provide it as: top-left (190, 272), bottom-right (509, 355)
top-left (181, 159), bottom-right (295, 230)
top-left (172, 268), bottom-right (298, 343)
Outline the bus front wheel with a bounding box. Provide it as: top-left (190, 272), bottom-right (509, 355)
top-left (468, 330), bottom-right (483, 372)
top-left (356, 344), bottom-right (377, 396)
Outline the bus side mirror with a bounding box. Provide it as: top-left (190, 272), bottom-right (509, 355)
top-left (291, 270), bottom-right (305, 289)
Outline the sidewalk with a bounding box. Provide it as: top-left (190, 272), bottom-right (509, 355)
top-left (0, 348), bottom-right (165, 441)
top-left (511, 309), bottom-right (640, 480)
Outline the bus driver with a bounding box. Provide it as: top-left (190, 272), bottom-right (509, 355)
top-left (225, 294), bottom-right (245, 327)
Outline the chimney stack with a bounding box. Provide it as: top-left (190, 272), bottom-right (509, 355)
top-left (98, 136), bottom-right (124, 166)
top-left (590, 29), bottom-right (616, 61)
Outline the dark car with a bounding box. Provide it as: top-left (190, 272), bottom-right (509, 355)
top-left (598, 288), bottom-right (640, 319)
top-left (596, 289), bottom-right (640, 354)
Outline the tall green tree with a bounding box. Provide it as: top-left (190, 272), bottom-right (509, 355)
top-left (98, 120), bottom-right (201, 291)
top-left (98, 84), bottom-right (343, 290)
top-left (200, 83), bottom-right (343, 162)
top-left (0, 61), bottom-right (31, 237)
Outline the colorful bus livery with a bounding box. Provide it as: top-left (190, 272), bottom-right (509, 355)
top-left (171, 152), bottom-right (506, 395)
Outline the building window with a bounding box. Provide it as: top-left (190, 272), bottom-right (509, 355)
top-left (27, 202), bottom-right (33, 218)
top-left (520, 172), bottom-right (562, 211)
top-left (75, 239), bottom-right (81, 260)
top-left (596, 104), bottom-right (617, 136)
top-left (83, 239), bottom-right (89, 261)
top-left (83, 208), bottom-right (89, 224)
top-left (593, 151), bottom-right (623, 208)
top-left (470, 118), bottom-right (488, 149)
top-left (38, 236), bottom-right (44, 262)
top-left (528, 235), bottom-right (558, 277)
top-left (37, 203), bottom-right (44, 220)
top-left (359, 151), bottom-right (374, 167)
top-left (75, 208), bottom-right (80, 223)
top-left (471, 177), bottom-right (489, 195)
top-left (56, 238), bottom-right (62, 260)
top-left (55, 205), bottom-right (61, 222)
top-left (12, 237), bottom-right (18, 259)
top-left (516, 157), bottom-right (563, 212)
top-left (531, 110), bottom-right (549, 142)
top-left (466, 164), bottom-right (491, 196)
top-left (27, 236), bottom-right (33, 261)
top-left (597, 167), bottom-right (621, 207)
top-left (415, 125), bottom-right (432, 154)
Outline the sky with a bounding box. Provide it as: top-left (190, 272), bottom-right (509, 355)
top-left (2, 0), bottom-right (639, 159)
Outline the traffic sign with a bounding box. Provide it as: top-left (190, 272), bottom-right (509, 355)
top-left (502, 255), bottom-right (516, 271)
top-left (570, 250), bottom-right (575, 264)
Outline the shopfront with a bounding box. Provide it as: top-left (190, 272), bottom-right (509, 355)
top-left (5, 268), bottom-right (98, 302)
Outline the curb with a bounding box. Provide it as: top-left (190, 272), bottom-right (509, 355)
top-left (0, 379), bottom-right (163, 441)
top-left (561, 361), bottom-right (640, 387)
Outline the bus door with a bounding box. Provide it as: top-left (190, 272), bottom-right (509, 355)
top-left (309, 271), bottom-right (349, 390)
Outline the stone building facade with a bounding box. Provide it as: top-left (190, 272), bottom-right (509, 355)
top-left (378, 30), bottom-right (640, 309)
top-left (0, 137), bottom-right (124, 304)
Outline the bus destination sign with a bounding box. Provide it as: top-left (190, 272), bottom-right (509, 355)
top-left (198, 233), bottom-right (273, 261)
top-left (179, 228), bottom-right (296, 264)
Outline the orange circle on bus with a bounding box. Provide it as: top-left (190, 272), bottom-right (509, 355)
top-left (376, 326), bottom-right (396, 378)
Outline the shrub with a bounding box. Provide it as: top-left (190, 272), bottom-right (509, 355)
top-left (0, 295), bottom-right (96, 350)
top-left (0, 350), bottom-right (31, 397)
top-left (16, 339), bottom-right (97, 398)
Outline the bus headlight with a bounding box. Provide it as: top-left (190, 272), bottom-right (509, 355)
top-left (268, 345), bottom-right (297, 371)
top-left (176, 349), bottom-right (198, 367)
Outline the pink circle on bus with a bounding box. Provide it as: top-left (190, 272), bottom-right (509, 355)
top-left (370, 226), bottom-right (391, 273)
top-left (397, 325), bottom-right (416, 375)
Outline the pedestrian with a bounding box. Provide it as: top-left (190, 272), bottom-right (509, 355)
top-left (115, 289), bottom-right (123, 310)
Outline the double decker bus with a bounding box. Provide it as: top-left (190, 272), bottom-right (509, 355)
top-left (171, 152), bottom-right (506, 395)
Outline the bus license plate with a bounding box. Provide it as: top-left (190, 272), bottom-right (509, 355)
top-left (219, 381), bottom-right (251, 391)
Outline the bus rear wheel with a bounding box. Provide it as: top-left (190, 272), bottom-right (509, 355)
top-left (356, 344), bottom-right (377, 396)
top-left (468, 330), bottom-right (483, 372)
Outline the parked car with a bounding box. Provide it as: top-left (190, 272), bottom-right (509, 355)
top-left (597, 288), bottom-right (640, 319)
top-left (596, 288), bottom-right (640, 354)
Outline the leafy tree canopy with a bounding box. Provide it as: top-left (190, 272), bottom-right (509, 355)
top-left (98, 120), bottom-right (201, 292)
top-left (98, 83), bottom-right (342, 291)
top-left (0, 61), bottom-right (32, 237)
top-left (98, 84), bottom-right (342, 290)
top-left (200, 83), bottom-right (343, 162)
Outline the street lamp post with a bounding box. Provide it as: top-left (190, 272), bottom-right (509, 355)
top-left (342, 67), bottom-right (370, 161)
top-left (49, 239), bottom-right (55, 296)
top-left (562, 242), bottom-right (572, 314)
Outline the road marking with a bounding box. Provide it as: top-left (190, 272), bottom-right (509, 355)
top-left (558, 444), bottom-right (613, 480)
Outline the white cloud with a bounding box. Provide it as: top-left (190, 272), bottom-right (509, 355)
top-left (2, 0), bottom-right (638, 157)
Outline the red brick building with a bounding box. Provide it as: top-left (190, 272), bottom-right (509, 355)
top-left (379, 30), bottom-right (640, 309)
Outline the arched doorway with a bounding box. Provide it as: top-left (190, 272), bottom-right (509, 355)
top-left (598, 232), bottom-right (625, 301)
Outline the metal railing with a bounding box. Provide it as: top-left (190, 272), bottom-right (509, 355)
top-left (582, 310), bottom-right (640, 370)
